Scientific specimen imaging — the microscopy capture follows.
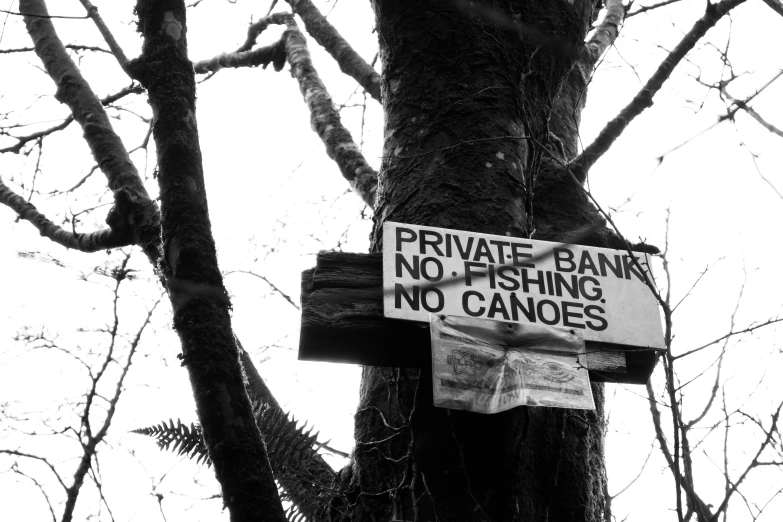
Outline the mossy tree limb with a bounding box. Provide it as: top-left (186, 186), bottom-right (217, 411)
top-left (134, 1), bottom-right (286, 520)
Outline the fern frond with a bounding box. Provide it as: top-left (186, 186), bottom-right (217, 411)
top-left (252, 402), bottom-right (338, 521)
top-left (131, 419), bottom-right (210, 467)
top-left (132, 405), bottom-right (344, 522)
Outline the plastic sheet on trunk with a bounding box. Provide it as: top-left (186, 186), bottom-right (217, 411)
top-left (430, 315), bottom-right (595, 412)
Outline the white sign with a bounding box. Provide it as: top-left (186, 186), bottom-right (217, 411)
top-left (431, 315), bottom-right (595, 412)
top-left (382, 222), bottom-right (665, 349)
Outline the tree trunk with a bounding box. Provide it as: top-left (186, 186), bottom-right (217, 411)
top-left (350, 2), bottom-right (610, 521)
top-left (134, 2), bottom-right (286, 521)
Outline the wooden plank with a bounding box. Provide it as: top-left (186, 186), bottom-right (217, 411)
top-left (299, 251), bottom-right (659, 384)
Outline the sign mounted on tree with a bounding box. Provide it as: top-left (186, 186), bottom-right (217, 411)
top-left (382, 222), bottom-right (665, 350)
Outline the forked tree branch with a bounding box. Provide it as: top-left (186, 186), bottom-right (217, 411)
top-left (19, 0), bottom-right (160, 263)
top-left (60, 269), bottom-right (158, 522)
top-left (232, 1), bottom-right (380, 101)
top-left (197, 13), bottom-right (377, 208)
top-left (713, 402), bottom-right (783, 518)
top-left (10, 4), bottom-right (299, 519)
top-left (0, 450), bottom-right (68, 493)
top-left (236, 13), bottom-right (278, 51)
top-left (21, 1), bottom-right (146, 196)
top-left (194, 36), bottom-right (286, 72)
top-left (569, 0), bottom-right (747, 182)
top-left (582, 0), bottom-right (626, 68)
top-left (627, 0), bottom-right (684, 18)
top-left (78, 0), bottom-right (131, 73)
top-left (645, 379), bottom-right (713, 521)
top-left (0, 176), bottom-right (131, 251)
top-left (719, 77), bottom-right (783, 138)
top-left (284, 0), bottom-right (381, 102)
top-left (0, 84), bottom-right (143, 154)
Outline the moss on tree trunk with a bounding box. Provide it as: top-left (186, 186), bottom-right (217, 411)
top-left (134, 2), bottom-right (285, 521)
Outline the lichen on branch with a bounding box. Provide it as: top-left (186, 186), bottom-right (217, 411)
top-left (284, 0), bottom-right (381, 102)
top-left (196, 12), bottom-right (378, 209)
top-left (19, 0), bottom-right (159, 262)
top-left (193, 38), bottom-right (286, 73)
top-left (133, 1), bottom-right (287, 520)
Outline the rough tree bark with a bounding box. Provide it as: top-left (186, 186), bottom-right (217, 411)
top-left (349, 2), bottom-right (613, 521)
top-left (131, 2), bottom-right (285, 521)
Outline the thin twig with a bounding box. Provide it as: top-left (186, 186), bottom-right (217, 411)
top-left (0, 8), bottom-right (88, 19)
top-left (78, 0), bottom-right (130, 73)
top-left (0, 175), bottom-right (130, 251)
top-left (570, 0), bottom-right (748, 181)
top-left (673, 318), bottom-right (783, 360)
top-left (227, 269), bottom-right (300, 310)
top-left (627, 0), bottom-right (684, 18)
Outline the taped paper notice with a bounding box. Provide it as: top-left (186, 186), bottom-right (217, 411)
top-left (431, 315), bottom-right (595, 412)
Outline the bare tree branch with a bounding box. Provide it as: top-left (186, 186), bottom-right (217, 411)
top-left (609, 440), bottom-right (655, 499)
top-left (761, 0), bottom-right (783, 17)
top-left (78, 0), bottom-right (131, 73)
top-left (0, 43), bottom-right (110, 54)
top-left (19, 0), bottom-right (160, 264)
top-left (5, 3), bottom-right (328, 519)
top-left (570, 0), bottom-right (747, 181)
top-left (236, 14), bottom-right (278, 52)
top-left (713, 401), bottom-right (783, 518)
top-left (734, 102), bottom-right (783, 137)
top-left (60, 264), bottom-right (158, 522)
top-left (193, 37), bottom-right (286, 73)
top-left (627, 0), bottom-right (685, 18)
top-left (1, 118), bottom-right (72, 154)
top-left (719, 70), bottom-right (783, 138)
top-left (582, 0), bottom-right (626, 68)
top-left (0, 8), bottom-right (88, 19)
top-left (0, 175), bottom-right (130, 250)
top-left (657, 69), bottom-right (782, 161)
top-left (281, 14), bottom-right (377, 208)
top-left (21, 4), bottom-right (143, 195)
top-left (196, 13), bottom-right (377, 208)
top-left (283, 0), bottom-right (381, 102)
top-left (10, 464), bottom-right (58, 522)
top-left (645, 380), bottom-right (713, 521)
top-left (0, 84), bottom-right (143, 154)
top-left (0, 450), bottom-right (69, 493)
top-left (673, 317), bottom-right (783, 360)
top-left (746, 147), bottom-right (783, 201)
top-left (684, 272), bottom-right (746, 428)
top-left (672, 260), bottom-right (722, 313)
top-left (226, 269), bottom-right (300, 310)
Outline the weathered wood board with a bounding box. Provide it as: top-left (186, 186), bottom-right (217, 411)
top-left (299, 251), bottom-right (660, 384)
